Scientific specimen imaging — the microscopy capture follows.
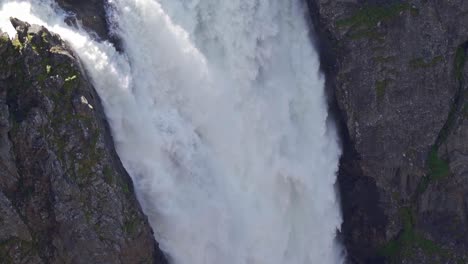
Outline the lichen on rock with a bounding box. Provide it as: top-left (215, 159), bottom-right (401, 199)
top-left (0, 18), bottom-right (166, 263)
top-left (308, 0), bottom-right (468, 263)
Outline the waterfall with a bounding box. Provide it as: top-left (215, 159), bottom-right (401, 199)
top-left (0, 0), bottom-right (344, 263)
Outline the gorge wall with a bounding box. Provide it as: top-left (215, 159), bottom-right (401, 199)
top-left (2, 0), bottom-right (468, 263)
top-left (0, 18), bottom-right (167, 263)
top-left (308, 0), bottom-right (468, 263)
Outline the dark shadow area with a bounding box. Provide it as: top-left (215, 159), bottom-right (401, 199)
top-left (304, 1), bottom-right (388, 263)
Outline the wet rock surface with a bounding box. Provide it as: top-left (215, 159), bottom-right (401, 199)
top-left (55, 0), bottom-right (122, 50)
top-left (56, 0), bottom-right (108, 40)
top-left (308, 0), bottom-right (468, 263)
top-left (0, 19), bottom-right (167, 263)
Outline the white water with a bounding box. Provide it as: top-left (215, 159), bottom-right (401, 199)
top-left (0, 0), bottom-right (344, 263)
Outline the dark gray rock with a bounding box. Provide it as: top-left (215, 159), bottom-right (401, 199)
top-left (55, 0), bottom-right (107, 40)
top-left (55, 0), bottom-right (122, 50)
top-left (308, 0), bottom-right (468, 263)
top-left (0, 19), bottom-right (167, 263)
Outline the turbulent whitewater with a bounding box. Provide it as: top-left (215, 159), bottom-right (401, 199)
top-left (0, 0), bottom-right (344, 263)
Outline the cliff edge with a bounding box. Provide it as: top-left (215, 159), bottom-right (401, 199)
top-left (0, 19), bottom-right (167, 263)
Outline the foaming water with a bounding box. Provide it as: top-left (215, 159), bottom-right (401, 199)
top-left (0, 0), bottom-right (344, 263)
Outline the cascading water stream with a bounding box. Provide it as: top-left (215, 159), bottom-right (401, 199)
top-left (0, 0), bottom-right (344, 263)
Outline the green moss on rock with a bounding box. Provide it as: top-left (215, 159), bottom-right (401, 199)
top-left (376, 79), bottom-right (391, 101)
top-left (103, 165), bottom-right (114, 184)
top-left (349, 29), bottom-right (385, 41)
top-left (11, 38), bottom-right (22, 50)
top-left (455, 45), bottom-right (466, 81)
top-left (409, 56), bottom-right (443, 69)
top-left (124, 216), bottom-right (139, 235)
top-left (0, 34), bottom-right (9, 43)
top-left (427, 148), bottom-right (450, 180)
top-left (379, 207), bottom-right (448, 262)
top-left (337, 3), bottom-right (411, 28)
top-left (416, 147), bottom-right (450, 194)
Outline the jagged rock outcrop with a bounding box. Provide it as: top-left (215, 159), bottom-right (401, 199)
top-left (308, 0), bottom-right (468, 263)
top-left (56, 0), bottom-right (109, 41)
top-left (0, 19), bottom-right (167, 263)
top-left (55, 0), bottom-right (122, 51)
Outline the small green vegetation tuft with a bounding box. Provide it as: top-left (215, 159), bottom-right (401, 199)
top-left (455, 46), bottom-right (466, 81)
top-left (46, 65), bottom-right (51, 74)
top-left (427, 148), bottom-right (450, 181)
top-left (336, 3), bottom-right (414, 42)
top-left (336, 3), bottom-right (411, 28)
top-left (349, 29), bottom-right (384, 41)
top-left (0, 34), bottom-right (9, 43)
top-left (463, 103), bottom-right (468, 118)
top-left (376, 79), bottom-right (391, 101)
top-left (103, 166), bottom-right (113, 185)
top-left (26, 34), bottom-right (33, 42)
top-left (11, 38), bottom-right (22, 50)
top-left (416, 147), bottom-right (450, 194)
top-left (124, 217), bottom-right (138, 235)
top-left (41, 32), bottom-right (48, 43)
top-left (63, 74), bottom-right (79, 94)
top-left (122, 183), bottom-right (130, 194)
top-left (409, 56), bottom-right (443, 69)
top-left (379, 207), bottom-right (447, 260)
top-left (65, 75), bottom-right (77, 82)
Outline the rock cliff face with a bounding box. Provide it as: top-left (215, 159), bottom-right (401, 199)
top-left (55, 0), bottom-right (122, 51)
top-left (56, 0), bottom-right (112, 44)
top-left (4, 0), bottom-right (467, 263)
top-left (308, 0), bottom-right (468, 263)
top-left (0, 19), bottom-right (167, 263)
